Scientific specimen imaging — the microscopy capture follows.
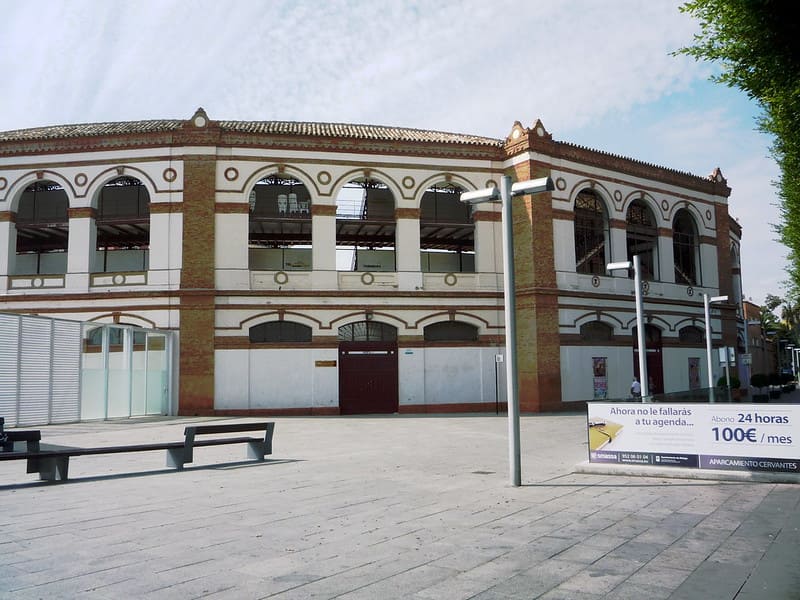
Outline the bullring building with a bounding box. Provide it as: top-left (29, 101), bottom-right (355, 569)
top-left (0, 108), bottom-right (742, 424)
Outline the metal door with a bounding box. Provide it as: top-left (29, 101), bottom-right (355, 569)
top-left (338, 342), bottom-right (398, 414)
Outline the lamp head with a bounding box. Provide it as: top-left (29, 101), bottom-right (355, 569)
top-left (460, 187), bottom-right (500, 205)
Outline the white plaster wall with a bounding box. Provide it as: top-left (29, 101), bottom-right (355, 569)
top-left (423, 347), bottom-right (490, 405)
top-left (700, 243), bottom-right (719, 288)
top-left (560, 345), bottom-right (634, 401)
top-left (248, 348), bottom-right (315, 409)
top-left (398, 347), bottom-right (425, 406)
top-left (661, 348), bottom-right (709, 393)
top-left (553, 219), bottom-right (575, 272)
top-left (312, 348), bottom-right (339, 409)
top-left (214, 349), bottom-right (249, 409)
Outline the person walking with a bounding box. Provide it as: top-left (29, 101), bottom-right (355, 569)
top-left (630, 376), bottom-right (642, 399)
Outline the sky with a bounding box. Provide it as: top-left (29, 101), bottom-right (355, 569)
top-left (0, 0), bottom-right (786, 305)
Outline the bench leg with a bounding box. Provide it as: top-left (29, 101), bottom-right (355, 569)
top-left (247, 440), bottom-right (266, 461)
top-left (32, 456), bottom-right (69, 481)
top-left (166, 447), bottom-right (185, 470)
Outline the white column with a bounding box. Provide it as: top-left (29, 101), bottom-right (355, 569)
top-left (609, 226), bottom-right (627, 268)
top-left (658, 235), bottom-right (675, 283)
top-left (395, 215), bottom-right (421, 290)
top-left (65, 213), bottom-right (96, 291)
top-left (214, 212), bottom-right (249, 289)
top-left (312, 211), bottom-right (337, 289)
top-left (0, 218), bottom-right (16, 289)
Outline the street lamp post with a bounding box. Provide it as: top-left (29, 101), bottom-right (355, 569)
top-left (703, 293), bottom-right (728, 400)
top-left (461, 174), bottom-right (554, 488)
top-left (607, 255), bottom-right (648, 398)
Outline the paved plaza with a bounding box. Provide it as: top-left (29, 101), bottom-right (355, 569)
top-left (1, 412), bottom-right (798, 599)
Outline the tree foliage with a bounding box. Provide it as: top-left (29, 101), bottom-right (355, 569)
top-left (677, 1), bottom-right (800, 292)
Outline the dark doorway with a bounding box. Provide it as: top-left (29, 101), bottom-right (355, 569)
top-left (338, 321), bottom-right (398, 414)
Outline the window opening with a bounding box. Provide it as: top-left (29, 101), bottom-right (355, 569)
top-left (249, 321), bottom-right (312, 343)
top-left (249, 174), bottom-right (312, 271)
top-left (14, 181), bottom-right (69, 275)
top-left (626, 200), bottom-right (658, 280)
top-left (423, 321), bottom-right (478, 342)
top-left (338, 321), bottom-right (397, 342)
top-left (335, 179), bottom-right (395, 271)
top-left (420, 184), bottom-right (474, 273)
top-left (673, 209), bottom-right (700, 285)
top-left (95, 176), bottom-right (150, 273)
top-left (574, 189), bottom-right (609, 275)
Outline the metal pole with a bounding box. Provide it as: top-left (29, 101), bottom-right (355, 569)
top-left (633, 255), bottom-right (649, 398)
top-left (704, 293), bottom-right (714, 393)
top-left (500, 175), bottom-right (521, 487)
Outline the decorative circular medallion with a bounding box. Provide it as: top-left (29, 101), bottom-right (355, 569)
top-left (613, 190), bottom-right (622, 201)
top-left (224, 167), bottom-right (239, 182)
top-left (317, 171), bottom-right (331, 185)
top-left (32, 277), bottom-right (44, 288)
top-left (687, 286), bottom-right (694, 297)
top-left (705, 209), bottom-right (712, 220)
top-left (193, 115), bottom-right (207, 128)
top-left (486, 180), bottom-right (497, 190)
top-left (591, 275), bottom-right (600, 287)
top-left (402, 176), bottom-right (415, 189)
top-left (274, 271), bottom-right (289, 285)
top-left (661, 199), bottom-right (669, 211)
top-left (536, 126), bottom-right (545, 137)
top-left (642, 281), bottom-right (650, 294)
top-left (555, 177), bottom-right (567, 191)
top-left (113, 274), bottom-right (126, 285)
top-left (360, 272), bottom-right (375, 285)
top-left (444, 273), bottom-right (458, 286)
top-left (0, 177), bottom-right (6, 190)
top-left (163, 168), bottom-right (177, 183)
top-left (74, 173), bottom-right (87, 187)
top-left (512, 129), bottom-right (521, 139)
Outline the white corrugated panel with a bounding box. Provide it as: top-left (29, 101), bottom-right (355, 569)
top-left (17, 317), bottom-right (52, 426)
top-left (50, 319), bottom-right (82, 423)
top-left (0, 314), bottom-right (20, 427)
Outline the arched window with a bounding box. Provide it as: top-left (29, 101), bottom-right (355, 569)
top-left (96, 176), bottom-right (150, 273)
top-left (580, 321), bottom-right (613, 343)
top-left (678, 325), bottom-right (704, 345)
top-left (420, 184), bottom-right (474, 273)
top-left (335, 178), bottom-right (395, 271)
top-left (673, 209), bottom-right (700, 285)
top-left (249, 321), bottom-right (312, 343)
top-left (248, 174), bottom-right (312, 271)
top-left (626, 200), bottom-right (658, 280)
top-left (338, 321), bottom-right (397, 341)
top-left (423, 321), bottom-right (479, 342)
top-left (15, 180), bottom-right (69, 275)
top-left (574, 189), bottom-right (609, 275)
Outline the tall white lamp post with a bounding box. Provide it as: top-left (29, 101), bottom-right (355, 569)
top-left (607, 256), bottom-right (648, 398)
top-left (461, 174), bottom-right (554, 487)
top-left (703, 293), bottom-right (728, 399)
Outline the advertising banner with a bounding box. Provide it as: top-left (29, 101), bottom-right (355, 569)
top-left (587, 402), bottom-right (799, 473)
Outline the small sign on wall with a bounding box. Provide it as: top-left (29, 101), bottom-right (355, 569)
top-left (315, 360), bottom-right (337, 367)
top-left (592, 357), bottom-right (608, 399)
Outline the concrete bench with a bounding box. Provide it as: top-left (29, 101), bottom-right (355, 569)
top-left (0, 421), bottom-right (275, 482)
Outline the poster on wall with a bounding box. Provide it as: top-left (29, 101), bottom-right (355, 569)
top-left (587, 402), bottom-right (799, 473)
top-left (592, 357), bottom-right (607, 399)
top-left (689, 357), bottom-right (700, 390)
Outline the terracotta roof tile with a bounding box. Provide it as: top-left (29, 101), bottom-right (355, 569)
top-left (0, 118), bottom-right (503, 147)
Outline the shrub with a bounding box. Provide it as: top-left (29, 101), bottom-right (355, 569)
top-left (750, 373), bottom-right (768, 389)
top-left (717, 375), bottom-right (741, 389)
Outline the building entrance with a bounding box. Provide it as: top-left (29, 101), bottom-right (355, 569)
top-left (338, 321), bottom-right (398, 414)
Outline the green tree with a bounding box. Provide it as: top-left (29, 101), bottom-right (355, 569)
top-left (676, 1), bottom-right (800, 292)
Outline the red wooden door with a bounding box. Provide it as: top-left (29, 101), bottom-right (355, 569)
top-left (338, 341), bottom-right (398, 414)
